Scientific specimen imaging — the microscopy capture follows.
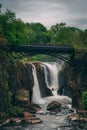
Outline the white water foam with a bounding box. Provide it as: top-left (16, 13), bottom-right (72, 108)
top-left (43, 95), bottom-right (72, 105)
top-left (32, 64), bottom-right (45, 104)
top-left (32, 62), bottom-right (72, 107)
top-left (42, 62), bottom-right (72, 106)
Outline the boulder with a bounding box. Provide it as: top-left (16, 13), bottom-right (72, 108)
top-left (22, 117), bottom-right (42, 124)
top-left (69, 113), bottom-right (79, 121)
top-left (28, 104), bottom-right (41, 113)
top-left (0, 111), bottom-right (42, 127)
top-left (47, 101), bottom-right (61, 114)
top-left (10, 118), bottom-right (21, 123)
top-left (30, 118), bottom-right (42, 124)
top-left (23, 111), bottom-right (35, 117)
top-left (77, 110), bottom-right (87, 118)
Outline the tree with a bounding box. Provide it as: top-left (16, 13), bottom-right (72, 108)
top-left (0, 9), bottom-right (16, 44)
top-left (6, 19), bottom-right (28, 44)
top-left (0, 5), bottom-right (87, 49)
top-left (5, 9), bottom-right (16, 23)
top-left (48, 23), bottom-right (83, 46)
top-left (0, 12), bottom-right (7, 44)
top-left (29, 22), bottom-right (48, 44)
top-left (48, 23), bottom-right (66, 45)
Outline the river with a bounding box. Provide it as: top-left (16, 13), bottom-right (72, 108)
top-left (1, 94), bottom-right (75, 130)
top-left (1, 89), bottom-right (86, 130)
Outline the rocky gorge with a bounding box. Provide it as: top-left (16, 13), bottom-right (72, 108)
top-left (0, 50), bottom-right (87, 129)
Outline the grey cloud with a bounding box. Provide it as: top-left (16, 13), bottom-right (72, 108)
top-left (74, 18), bottom-right (87, 24)
top-left (72, 18), bottom-right (87, 29)
top-left (0, 0), bottom-right (87, 29)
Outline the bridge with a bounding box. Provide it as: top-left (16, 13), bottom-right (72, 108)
top-left (0, 44), bottom-right (74, 53)
top-left (0, 44), bottom-right (75, 65)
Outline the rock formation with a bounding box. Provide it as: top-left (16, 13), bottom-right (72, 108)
top-left (47, 101), bottom-right (61, 114)
top-left (58, 53), bottom-right (87, 108)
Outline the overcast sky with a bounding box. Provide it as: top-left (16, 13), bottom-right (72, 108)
top-left (1, 0), bottom-right (87, 29)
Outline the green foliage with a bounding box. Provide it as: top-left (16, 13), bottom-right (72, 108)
top-left (20, 54), bottom-right (57, 62)
top-left (6, 106), bottom-right (23, 117)
top-left (7, 91), bottom-right (13, 108)
top-left (0, 5), bottom-right (87, 51)
top-left (30, 54), bottom-right (57, 62)
top-left (27, 22), bottom-right (49, 44)
top-left (15, 89), bottom-right (29, 99)
top-left (82, 91), bottom-right (87, 109)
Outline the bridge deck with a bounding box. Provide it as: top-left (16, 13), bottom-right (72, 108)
top-left (0, 44), bottom-right (74, 54)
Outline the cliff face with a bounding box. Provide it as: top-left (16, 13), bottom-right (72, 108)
top-left (0, 51), bottom-right (87, 111)
top-left (0, 54), bottom-right (52, 112)
top-left (7, 62), bottom-right (34, 104)
top-left (58, 54), bottom-right (87, 108)
top-left (0, 51), bottom-right (9, 111)
top-left (0, 50), bottom-right (34, 111)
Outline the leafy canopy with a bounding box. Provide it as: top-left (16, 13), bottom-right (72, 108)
top-left (0, 4), bottom-right (87, 51)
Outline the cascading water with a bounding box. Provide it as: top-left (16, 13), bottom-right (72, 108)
top-left (43, 62), bottom-right (62, 95)
top-left (31, 64), bottom-right (45, 104)
top-left (32, 62), bottom-right (71, 105)
top-left (42, 62), bottom-right (72, 105)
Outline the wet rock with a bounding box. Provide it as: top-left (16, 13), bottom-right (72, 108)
top-left (69, 110), bottom-right (87, 122)
top-left (22, 117), bottom-right (42, 124)
top-left (0, 117), bottom-right (42, 126)
top-left (0, 113), bottom-right (8, 124)
top-left (0, 111), bottom-right (42, 127)
top-left (28, 104), bottom-right (41, 113)
top-left (23, 111), bottom-right (35, 117)
top-left (10, 118), bottom-right (21, 123)
top-left (69, 113), bottom-right (79, 121)
top-left (77, 110), bottom-right (87, 118)
top-left (49, 109), bottom-right (61, 115)
top-left (21, 113), bottom-right (43, 124)
top-left (47, 101), bottom-right (61, 114)
top-left (69, 112), bottom-right (87, 130)
top-left (36, 110), bottom-right (45, 114)
top-left (47, 101), bottom-right (61, 111)
top-left (0, 119), bottom-right (11, 127)
top-left (30, 118), bottom-right (42, 124)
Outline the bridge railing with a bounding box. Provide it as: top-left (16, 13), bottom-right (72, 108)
top-left (0, 44), bottom-right (75, 54)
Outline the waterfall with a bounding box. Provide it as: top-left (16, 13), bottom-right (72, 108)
top-left (43, 62), bottom-right (62, 96)
top-left (32, 64), bottom-right (45, 104)
top-left (42, 62), bottom-right (72, 105)
top-left (41, 64), bottom-right (49, 89)
top-left (31, 62), bottom-right (71, 106)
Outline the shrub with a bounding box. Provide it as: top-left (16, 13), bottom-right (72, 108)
top-left (6, 106), bottom-right (23, 117)
top-left (82, 91), bottom-right (87, 109)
